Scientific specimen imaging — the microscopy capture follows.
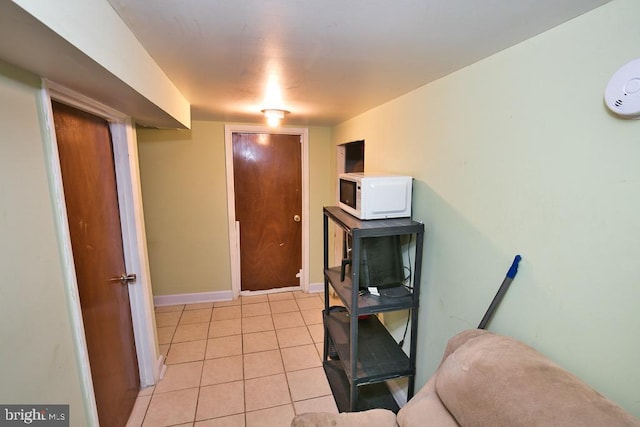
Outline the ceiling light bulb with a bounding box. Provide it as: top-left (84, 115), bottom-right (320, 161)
top-left (261, 109), bottom-right (289, 127)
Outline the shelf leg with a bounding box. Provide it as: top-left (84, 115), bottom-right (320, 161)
top-left (350, 383), bottom-right (358, 412)
top-left (408, 376), bottom-right (415, 400)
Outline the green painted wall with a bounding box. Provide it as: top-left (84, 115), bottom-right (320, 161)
top-left (334, 0), bottom-right (640, 416)
top-left (308, 126), bottom-right (335, 283)
top-left (137, 122), bottom-right (333, 296)
top-left (137, 122), bottom-right (231, 296)
top-left (0, 61), bottom-right (89, 424)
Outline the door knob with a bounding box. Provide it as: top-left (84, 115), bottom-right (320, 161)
top-left (109, 273), bottom-right (137, 285)
top-left (293, 214), bottom-right (301, 222)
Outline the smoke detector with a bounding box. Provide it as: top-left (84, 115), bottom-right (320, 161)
top-left (604, 58), bottom-right (640, 119)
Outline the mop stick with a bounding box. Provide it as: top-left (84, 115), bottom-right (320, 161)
top-left (478, 255), bottom-right (522, 330)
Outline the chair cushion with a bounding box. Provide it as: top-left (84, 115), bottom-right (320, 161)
top-left (395, 329), bottom-right (487, 427)
top-left (396, 376), bottom-right (458, 426)
top-left (435, 333), bottom-right (640, 427)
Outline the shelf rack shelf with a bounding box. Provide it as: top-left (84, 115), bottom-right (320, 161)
top-left (322, 206), bottom-right (424, 412)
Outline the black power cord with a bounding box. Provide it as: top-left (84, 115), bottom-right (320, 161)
top-left (398, 309), bottom-right (411, 348)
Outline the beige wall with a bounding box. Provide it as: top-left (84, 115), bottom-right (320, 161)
top-left (307, 126), bottom-right (335, 283)
top-left (334, 0), bottom-right (640, 416)
top-left (137, 122), bottom-right (230, 296)
top-left (0, 62), bottom-right (89, 424)
top-left (137, 122), bottom-right (334, 296)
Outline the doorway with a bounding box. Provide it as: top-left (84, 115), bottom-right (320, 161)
top-left (53, 101), bottom-right (139, 425)
top-left (42, 81), bottom-right (160, 425)
top-left (225, 125), bottom-right (309, 297)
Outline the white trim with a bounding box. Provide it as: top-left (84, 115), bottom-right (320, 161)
top-left (110, 121), bottom-right (159, 387)
top-left (41, 82), bottom-right (160, 405)
top-left (45, 80), bottom-right (128, 122)
top-left (232, 220), bottom-right (241, 299)
top-left (224, 125), bottom-right (310, 297)
top-left (154, 290), bottom-right (234, 306)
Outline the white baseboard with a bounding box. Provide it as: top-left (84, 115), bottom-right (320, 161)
top-left (239, 283), bottom-right (325, 295)
top-left (153, 290), bottom-right (234, 306)
top-left (308, 282), bottom-right (324, 293)
top-left (153, 285), bottom-right (324, 307)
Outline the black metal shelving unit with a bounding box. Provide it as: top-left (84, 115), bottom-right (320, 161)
top-left (322, 206), bottom-right (424, 412)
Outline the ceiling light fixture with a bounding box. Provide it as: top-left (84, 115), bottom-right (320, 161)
top-left (261, 108), bottom-right (289, 127)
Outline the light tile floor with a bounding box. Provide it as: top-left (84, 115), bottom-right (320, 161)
top-left (127, 291), bottom-right (339, 427)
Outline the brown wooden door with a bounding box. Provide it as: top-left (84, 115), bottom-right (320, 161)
top-left (52, 101), bottom-right (139, 426)
top-left (232, 132), bottom-right (302, 291)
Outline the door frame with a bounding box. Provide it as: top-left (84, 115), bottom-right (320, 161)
top-left (224, 125), bottom-right (309, 297)
top-left (39, 80), bottom-right (161, 424)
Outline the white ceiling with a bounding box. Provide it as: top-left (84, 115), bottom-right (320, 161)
top-left (105, 0), bottom-right (611, 126)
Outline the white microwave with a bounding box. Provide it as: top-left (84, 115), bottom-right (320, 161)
top-left (338, 173), bottom-right (413, 220)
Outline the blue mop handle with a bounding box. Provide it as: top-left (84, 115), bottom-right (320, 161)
top-left (478, 254), bottom-right (522, 330)
top-left (506, 255), bottom-right (522, 279)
